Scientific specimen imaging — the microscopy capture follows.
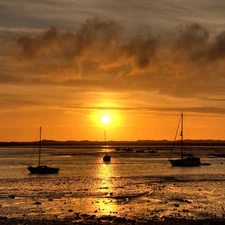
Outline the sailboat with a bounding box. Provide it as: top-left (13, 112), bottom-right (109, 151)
top-left (103, 130), bottom-right (111, 162)
top-left (27, 127), bottom-right (59, 174)
top-left (169, 113), bottom-right (201, 167)
top-left (103, 153), bottom-right (111, 162)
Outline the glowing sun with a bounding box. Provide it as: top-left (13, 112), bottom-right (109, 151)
top-left (102, 115), bottom-right (111, 125)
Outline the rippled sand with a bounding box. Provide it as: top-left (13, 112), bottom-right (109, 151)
top-left (1, 178), bottom-right (225, 225)
top-left (0, 215), bottom-right (225, 225)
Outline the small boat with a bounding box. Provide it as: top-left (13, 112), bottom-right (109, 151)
top-left (102, 130), bottom-right (111, 162)
top-left (122, 147), bottom-right (133, 152)
top-left (147, 149), bottom-right (157, 153)
top-left (28, 165), bottom-right (59, 174)
top-left (136, 149), bottom-right (144, 153)
top-left (27, 127), bottom-right (59, 174)
top-left (169, 113), bottom-right (201, 167)
top-left (103, 154), bottom-right (111, 162)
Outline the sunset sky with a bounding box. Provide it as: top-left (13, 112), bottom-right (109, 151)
top-left (1, 0), bottom-right (225, 141)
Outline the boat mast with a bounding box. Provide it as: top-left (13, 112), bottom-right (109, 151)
top-left (39, 127), bottom-right (42, 166)
top-left (180, 113), bottom-right (183, 159)
top-left (104, 130), bottom-right (106, 146)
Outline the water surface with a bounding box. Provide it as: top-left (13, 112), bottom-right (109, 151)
top-left (0, 145), bottom-right (224, 220)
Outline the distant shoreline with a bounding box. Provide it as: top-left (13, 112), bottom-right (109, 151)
top-left (0, 139), bottom-right (225, 147)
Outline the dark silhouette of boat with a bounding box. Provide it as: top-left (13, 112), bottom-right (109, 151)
top-left (102, 130), bottom-right (111, 162)
top-left (147, 148), bottom-right (157, 153)
top-left (122, 147), bottom-right (133, 152)
top-left (103, 154), bottom-right (111, 162)
top-left (136, 149), bottom-right (144, 153)
top-left (169, 113), bottom-right (201, 167)
top-left (28, 165), bottom-right (59, 174)
top-left (27, 127), bottom-right (59, 174)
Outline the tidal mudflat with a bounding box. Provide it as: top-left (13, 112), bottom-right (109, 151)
top-left (0, 146), bottom-right (225, 224)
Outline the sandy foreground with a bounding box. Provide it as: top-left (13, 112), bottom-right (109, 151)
top-left (0, 214), bottom-right (225, 225)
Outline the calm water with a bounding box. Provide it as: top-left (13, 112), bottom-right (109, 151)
top-left (0, 145), bottom-right (225, 220)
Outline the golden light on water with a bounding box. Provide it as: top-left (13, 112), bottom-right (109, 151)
top-left (95, 161), bottom-right (118, 215)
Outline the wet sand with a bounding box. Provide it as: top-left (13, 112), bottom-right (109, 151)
top-left (1, 146), bottom-right (225, 224)
top-left (0, 214), bottom-right (225, 225)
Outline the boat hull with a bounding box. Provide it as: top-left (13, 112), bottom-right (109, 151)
top-left (169, 158), bottom-right (201, 167)
top-left (28, 165), bottom-right (59, 174)
top-left (103, 155), bottom-right (111, 162)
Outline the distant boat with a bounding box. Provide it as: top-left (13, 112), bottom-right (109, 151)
top-left (27, 127), bottom-right (59, 174)
top-left (147, 148), bottom-right (157, 153)
top-left (136, 149), bottom-right (144, 153)
top-left (122, 147), bottom-right (133, 152)
top-left (103, 154), bottom-right (111, 162)
top-left (169, 113), bottom-right (201, 167)
top-left (102, 130), bottom-right (111, 162)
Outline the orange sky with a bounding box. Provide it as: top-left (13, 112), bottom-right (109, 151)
top-left (0, 1), bottom-right (225, 141)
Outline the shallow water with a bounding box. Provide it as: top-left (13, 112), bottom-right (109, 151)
top-left (0, 145), bottom-right (225, 220)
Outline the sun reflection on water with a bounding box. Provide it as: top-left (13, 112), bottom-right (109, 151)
top-left (95, 161), bottom-right (118, 216)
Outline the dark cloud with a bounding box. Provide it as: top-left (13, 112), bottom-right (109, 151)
top-left (208, 31), bottom-right (225, 59)
top-left (1, 18), bottom-right (225, 100)
top-left (122, 34), bottom-right (157, 69)
top-left (173, 23), bottom-right (209, 47)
